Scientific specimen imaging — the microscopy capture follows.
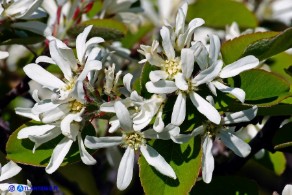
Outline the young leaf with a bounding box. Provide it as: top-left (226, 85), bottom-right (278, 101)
top-left (221, 27), bottom-right (292, 64)
top-left (6, 120), bottom-right (96, 167)
top-left (221, 31), bottom-right (278, 64)
top-left (138, 62), bottom-right (157, 98)
top-left (187, 0), bottom-right (257, 29)
top-left (139, 137), bottom-right (202, 195)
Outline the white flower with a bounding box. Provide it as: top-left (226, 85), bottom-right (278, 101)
top-left (141, 0), bottom-right (185, 26)
top-left (0, 0), bottom-right (46, 20)
top-left (99, 0), bottom-right (141, 32)
top-left (196, 34), bottom-right (259, 103)
top-left (17, 120), bottom-right (96, 174)
top-left (145, 43), bottom-right (221, 125)
top-left (15, 25), bottom-right (103, 173)
top-left (0, 161), bottom-right (31, 195)
top-left (101, 73), bottom-right (166, 132)
top-left (189, 105), bottom-right (258, 183)
top-left (85, 101), bottom-right (176, 191)
top-left (24, 25), bottom-right (103, 101)
top-left (162, 2), bottom-right (205, 51)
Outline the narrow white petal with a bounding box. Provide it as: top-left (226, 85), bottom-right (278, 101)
top-left (208, 34), bottom-right (221, 65)
top-left (100, 102), bottom-right (115, 112)
top-left (191, 125), bottom-right (205, 137)
top-left (202, 136), bottom-right (214, 183)
top-left (114, 101), bottom-right (133, 131)
top-left (190, 92), bottom-right (221, 124)
top-left (181, 48), bottom-right (195, 79)
top-left (117, 147), bottom-right (135, 191)
top-left (123, 73), bottom-right (133, 92)
top-left (153, 108), bottom-right (165, 133)
top-left (29, 128), bottom-right (61, 152)
top-left (17, 125), bottom-right (55, 139)
top-left (85, 136), bottom-right (122, 149)
top-left (60, 112), bottom-right (83, 139)
top-left (174, 73), bottom-right (188, 91)
top-left (84, 37), bottom-right (104, 59)
top-left (23, 64), bottom-right (65, 89)
top-left (220, 55), bottom-right (259, 78)
top-left (15, 107), bottom-right (40, 121)
top-left (196, 44), bottom-right (209, 70)
top-left (160, 27), bottom-right (175, 59)
top-left (171, 133), bottom-right (194, 144)
top-left (149, 70), bottom-right (168, 83)
top-left (72, 80), bottom-right (85, 103)
top-left (175, 8), bottom-right (186, 36)
top-left (32, 100), bottom-right (59, 115)
top-left (171, 92), bottom-right (186, 126)
top-left (218, 130), bottom-right (251, 157)
top-left (207, 82), bottom-right (217, 96)
top-left (282, 185), bottom-right (292, 195)
top-left (213, 81), bottom-right (245, 103)
top-left (109, 117), bottom-right (121, 133)
top-left (49, 40), bottom-right (73, 80)
top-left (146, 80), bottom-right (177, 94)
top-left (223, 106), bottom-right (258, 124)
top-left (76, 25), bottom-right (93, 64)
top-left (193, 60), bottom-right (223, 86)
top-left (143, 124), bottom-right (179, 140)
top-left (141, 145), bottom-right (176, 179)
top-left (46, 138), bottom-right (74, 174)
top-left (184, 18), bottom-right (205, 47)
top-left (0, 51), bottom-right (9, 59)
top-left (35, 56), bottom-right (55, 64)
top-left (77, 60), bottom-right (102, 81)
top-left (77, 134), bottom-right (97, 165)
top-left (0, 161), bottom-right (21, 182)
top-left (40, 104), bottom-right (70, 123)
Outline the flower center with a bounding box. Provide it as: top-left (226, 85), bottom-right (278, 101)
top-left (122, 132), bottom-right (146, 150)
top-left (163, 58), bottom-right (181, 79)
top-left (187, 79), bottom-right (198, 93)
top-left (204, 122), bottom-right (221, 138)
top-left (57, 79), bottom-right (76, 99)
top-left (71, 100), bottom-right (83, 112)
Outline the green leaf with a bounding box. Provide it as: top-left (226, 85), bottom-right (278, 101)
top-left (139, 137), bottom-right (202, 195)
top-left (138, 63), bottom-right (156, 98)
top-left (190, 176), bottom-right (258, 195)
top-left (269, 52), bottom-right (292, 84)
top-left (273, 122), bottom-right (292, 152)
top-left (221, 31), bottom-right (278, 64)
top-left (0, 27), bottom-right (44, 45)
top-left (187, 0), bottom-right (257, 29)
top-left (243, 28), bottom-right (292, 61)
top-left (221, 27), bottom-right (292, 64)
top-left (86, 1), bottom-right (103, 19)
top-left (255, 151), bottom-right (286, 176)
top-left (121, 24), bottom-right (154, 49)
top-left (235, 69), bottom-right (291, 104)
top-left (6, 121), bottom-right (96, 167)
top-left (68, 19), bottom-right (128, 41)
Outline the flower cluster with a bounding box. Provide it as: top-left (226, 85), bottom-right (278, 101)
top-left (14, 1), bottom-right (262, 191)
